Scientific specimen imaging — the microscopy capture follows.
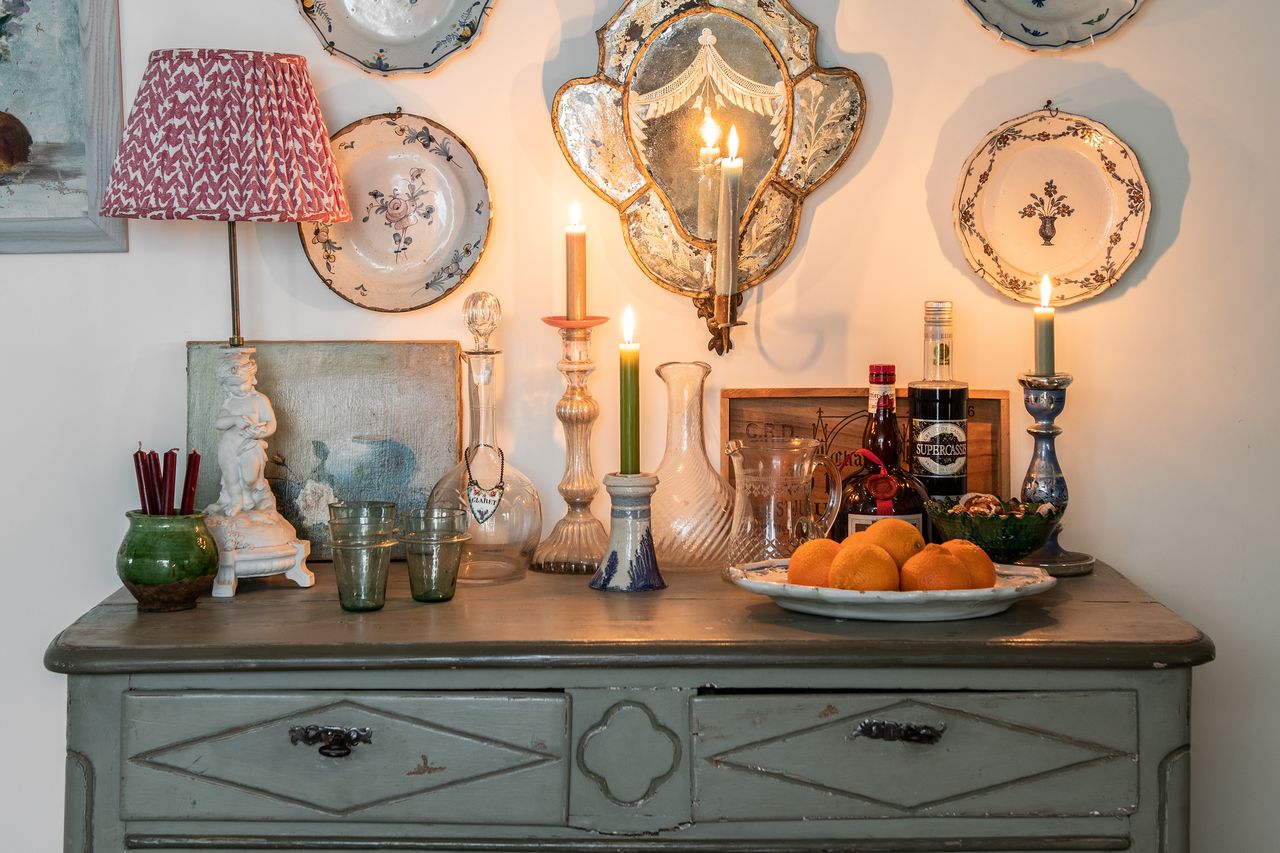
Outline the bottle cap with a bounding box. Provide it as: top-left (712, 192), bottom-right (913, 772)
top-left (924, 300), bottom-right (954, 325)
top-left (868, 364), bottom-right (896, 384)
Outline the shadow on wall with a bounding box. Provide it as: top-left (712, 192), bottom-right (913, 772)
top-left (924, 62), bottom-right (1189, 313)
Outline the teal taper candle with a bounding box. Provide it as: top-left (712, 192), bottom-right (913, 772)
top-left (1033, 274), bottom-right (1055, 376)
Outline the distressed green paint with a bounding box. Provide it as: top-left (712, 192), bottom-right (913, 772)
top-left (47, 563), bottom-right (1211, 850)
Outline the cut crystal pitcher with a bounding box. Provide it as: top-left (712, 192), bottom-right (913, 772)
top-left (726, 438), bottom-right (841, 566)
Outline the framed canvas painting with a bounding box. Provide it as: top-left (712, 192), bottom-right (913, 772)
top-left (0, 0), bottom-right (126, 252)
top-left (187, 341), bottom-right (463, 560)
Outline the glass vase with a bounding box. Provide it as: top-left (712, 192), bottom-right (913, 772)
top-left (649, 361), bottom-right (733, 570)
top-left (427, 293), bottom-right (542, 585)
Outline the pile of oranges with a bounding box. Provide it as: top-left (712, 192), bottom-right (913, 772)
top-left (786, 518), bottom-right (996, 592)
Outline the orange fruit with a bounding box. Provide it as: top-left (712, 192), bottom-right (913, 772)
top-left (787, 538), bottom-right (841, 587)
top-left (829, 542), bottom-right (899, 591)
top-left (900, 544), bottom-right (971, 591)
top-left (862, 518), bottom-right (926, 568)
top-left (941, 539), bottom-right (997, 589)
top-left (840, 531), bottom-right (870, 548)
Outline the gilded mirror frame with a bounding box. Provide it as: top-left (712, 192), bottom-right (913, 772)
top-left (553, 0), bottom-right (866, 353)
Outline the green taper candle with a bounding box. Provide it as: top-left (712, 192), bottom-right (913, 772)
top-left (619, 305), bottom-right (640, 474)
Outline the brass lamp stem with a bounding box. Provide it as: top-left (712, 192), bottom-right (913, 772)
top-left (227, 221), bottom-right (244, 348)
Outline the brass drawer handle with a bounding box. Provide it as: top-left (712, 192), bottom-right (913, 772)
top-left (851, 718), bottom-right (946, 745)
top-left (288, 725), bottom-right (373, 758)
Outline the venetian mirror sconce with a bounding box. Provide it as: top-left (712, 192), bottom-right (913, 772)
top-left (554, 0), bottom-right (866, 354)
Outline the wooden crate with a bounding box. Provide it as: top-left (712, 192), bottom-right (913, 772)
top-left (720, 388), bottom-right (1011, 499)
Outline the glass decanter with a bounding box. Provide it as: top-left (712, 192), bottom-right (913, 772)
top-left (649, 361), bottom-right (733, 569)
top-left (427, 293), bottom-right (542, 584)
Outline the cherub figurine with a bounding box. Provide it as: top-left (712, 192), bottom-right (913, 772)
top-left (207, 351), bottom-right (278, 517)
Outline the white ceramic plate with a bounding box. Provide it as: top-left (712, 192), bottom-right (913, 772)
top-left (300, 111), bottom-right (491, 313)
top-left (725, 560), bottom-right (1056, 622)
top-left (953, 109), bottom-right (1150, 307)
top-left (962, 0), bottom-right (1144, 51)
top-left (297, 0), bottom-right (495, 74)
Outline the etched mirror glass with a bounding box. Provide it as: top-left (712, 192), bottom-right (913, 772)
top-left (554, 0), bottom-right (866, 351)
top-left (626, 14), bottom-right (788, 242)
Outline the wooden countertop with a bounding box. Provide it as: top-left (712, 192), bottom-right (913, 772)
top-left (44, 562), bottom-right (1214, 674)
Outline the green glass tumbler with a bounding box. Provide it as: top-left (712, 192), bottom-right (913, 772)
top-left (116, 511), bottom-right (219, 612)
top-left (332, 540), bottom-right (395, 612)
top-left (402, 534), bottom-right (469, 602)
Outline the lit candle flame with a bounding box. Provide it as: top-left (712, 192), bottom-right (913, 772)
top-left (569, 202), bottom-right (582, 228)
top-left (728, 125), bottom-right (740, 160)
top-left (622, 305), bottom-right (635, 344)
top-left (1040, 274), bottom-right (1053, 309)
top-left (701, 111), bottom-right (721, 148)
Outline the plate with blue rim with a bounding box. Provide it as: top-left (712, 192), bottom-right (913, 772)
top-left (296, 0), bottom-right (496, 74)
top-left (962, 0), bottom-right (1144, 51)
top-left (299, 111), bottom-right (491, 313)
top-left (725, 560), bottom-right (1056, 622)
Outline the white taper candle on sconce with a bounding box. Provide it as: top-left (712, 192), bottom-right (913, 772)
top-left (715, 126), bottom-right (743, 299)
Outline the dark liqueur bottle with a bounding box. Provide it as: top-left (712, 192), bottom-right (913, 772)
top-left (908, 301), bottom-right (969, 500)
top-left (832, 364), bottom-right (929, 539)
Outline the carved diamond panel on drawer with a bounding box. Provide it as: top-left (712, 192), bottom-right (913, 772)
top-left (692, 691), bottom-right (1138, 820)
top-left (122, 692), bottom-right (569, 823)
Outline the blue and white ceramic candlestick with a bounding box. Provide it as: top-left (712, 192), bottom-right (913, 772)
top-left (1016, 373), bottom-right (1094, 577)
top-left (590, 473), bottom-right (666, 592)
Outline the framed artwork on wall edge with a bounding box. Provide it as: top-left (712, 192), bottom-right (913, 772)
top-left (0, 0), bottom-right (127, 253)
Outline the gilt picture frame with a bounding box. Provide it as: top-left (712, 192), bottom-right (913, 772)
top-left (0, 0), bottom-right (127, 253)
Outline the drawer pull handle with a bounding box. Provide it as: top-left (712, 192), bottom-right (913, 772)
top-left (288, 725), bottom-right (373, 758)
top-left (851, 719), bottom-right (946, 745)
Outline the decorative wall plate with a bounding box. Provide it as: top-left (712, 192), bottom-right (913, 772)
top-left (962, 0), bottom-right (1144, 51)
top-left (953, 107), bottom-right (1150, 306)
top-left (553, 0), bottom-right (865, 353)
top-left (299, 111), bottom-right (491, 313)
top-left (726, 561), bottom-right (1056, 621)
top-left (296, 0), bottom-right (495, 74)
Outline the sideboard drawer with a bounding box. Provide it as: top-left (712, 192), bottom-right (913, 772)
top-left (692, 691), bottom-right (1137, 821)
top-left (122, 691), bottom-right (569, 823)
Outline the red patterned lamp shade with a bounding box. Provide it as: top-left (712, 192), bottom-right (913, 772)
top-left (101, 49), bottom-right (350, 223)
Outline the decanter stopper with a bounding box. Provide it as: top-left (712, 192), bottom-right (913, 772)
top-left (463, 291), bottom-right (502, 352)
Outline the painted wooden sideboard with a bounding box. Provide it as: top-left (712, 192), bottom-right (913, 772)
top-left (45, 563), bottom-right (1213, 852)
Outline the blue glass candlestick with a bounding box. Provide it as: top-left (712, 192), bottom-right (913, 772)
top-left (1016, 373), bottom-right (1094, 576)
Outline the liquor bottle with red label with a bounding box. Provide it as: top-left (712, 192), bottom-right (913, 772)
top-left (907, 301), bottom-right (969, 500)
top-left (831, 364), bottom-right (930, 539)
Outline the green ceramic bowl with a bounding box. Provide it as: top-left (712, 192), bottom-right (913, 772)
top-left (925, 499), bottom-right (1059, 563)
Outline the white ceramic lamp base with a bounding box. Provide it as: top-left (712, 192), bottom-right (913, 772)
top-left (205, 346), bottom-right (315, 599)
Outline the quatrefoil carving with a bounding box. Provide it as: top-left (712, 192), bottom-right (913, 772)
top-left (576, 701), bottom-right (682, 807)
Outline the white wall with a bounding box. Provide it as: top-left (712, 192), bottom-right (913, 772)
top-left (3, 0), bottom-right (1276, 848)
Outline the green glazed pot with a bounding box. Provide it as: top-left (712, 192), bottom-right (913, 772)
top-left (116, 511), bottom-right (219, 612)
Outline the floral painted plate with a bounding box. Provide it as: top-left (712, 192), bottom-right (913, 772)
top-left (300, 111), bottom-right (491, 313)
top-left (725, 561), bottom-right (1056, 622)
top-left (953, 109), bottom-right (1150, 306)
top-left (961, 0), bottom-right (1144, 51)
top-left (296, 0), bottom-right (495, 74)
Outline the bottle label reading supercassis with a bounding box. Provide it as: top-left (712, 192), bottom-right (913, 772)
top-left (847, 512), bottom-right (923, 534)
top-left (910, 420), bottom-right (968, 476)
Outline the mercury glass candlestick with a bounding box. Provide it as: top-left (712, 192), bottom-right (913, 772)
top-left (533, 316), bottom-right (610, 574)
top-left (590, 473), bottom-right (666, 592)
top-left (1016, 373), bottom-right (1094, 576)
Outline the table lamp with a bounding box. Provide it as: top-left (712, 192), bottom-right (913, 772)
top-left (101, 48), bottom-right (351, 598)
